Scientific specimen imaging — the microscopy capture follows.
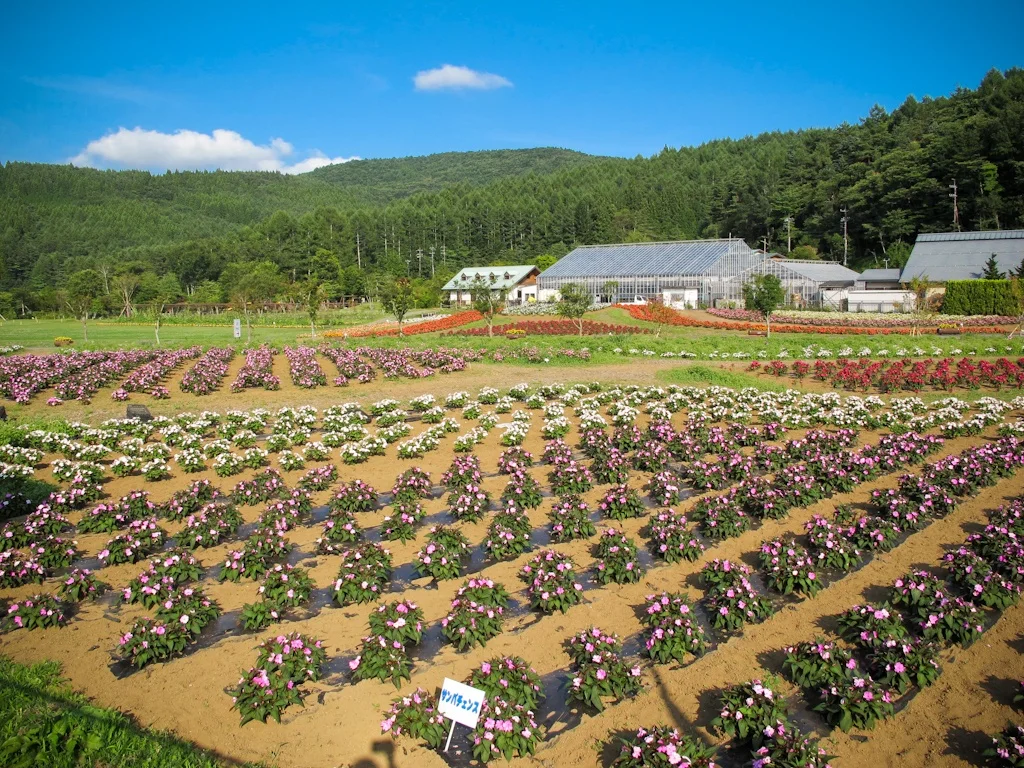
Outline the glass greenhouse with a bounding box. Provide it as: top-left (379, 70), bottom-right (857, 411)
top-left (537, 239), bottom-right (858, 307)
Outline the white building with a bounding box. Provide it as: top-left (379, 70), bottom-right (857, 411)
top-left (443, 265), bottom-right (540, 306)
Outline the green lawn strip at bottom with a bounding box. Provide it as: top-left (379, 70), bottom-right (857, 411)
top-left (0, 655), bottom-right (263, 768)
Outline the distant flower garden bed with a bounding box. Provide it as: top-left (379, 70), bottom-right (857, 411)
top-left (708, 307), bottom-right (1016, 328)
top-left (323, 311), bottom-right (482, 339)
top-left (750, 355), bottom-right (1024, 392)
top-left (448, 319), bottom-right (651, 337)
top-left (617, 304), bottom-right (1005, 336)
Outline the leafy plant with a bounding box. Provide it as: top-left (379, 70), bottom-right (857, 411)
top-left (711, 676), bottom-right (788, 748)
top-left (414, 526), bottom-right (470, 581)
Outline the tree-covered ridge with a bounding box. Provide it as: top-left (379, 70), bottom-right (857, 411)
top-left (1, 68), bottom-right (1022, 306)
top-left (306, 147), bottom-right (608, 204)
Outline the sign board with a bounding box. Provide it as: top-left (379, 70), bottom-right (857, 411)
top-left (233, 319), bottom-right (241, 339)
top-left (438, 677), bottom-right (485, 729)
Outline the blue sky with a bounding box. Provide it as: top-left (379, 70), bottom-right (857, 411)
top-left (2, 0), bottom-right (1022, 173)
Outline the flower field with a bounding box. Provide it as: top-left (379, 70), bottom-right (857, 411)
top-left (1, 380), bottom-right (1023, 768)
top-left (618, 303), bottom-right (1009, 336)
top-left (707, 307), bottom-right (1018, 329)
top-left (449, 319), bottom-right (651, 337)
top-left (323, 311), bottom-right (484, 338)
top-left (750, 356), bottom-right (1024, 393)
top-left (0, 345), bottom-right (482, 406)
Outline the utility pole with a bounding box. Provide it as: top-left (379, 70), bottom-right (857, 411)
top-left (405, 259), bottom-right (411, 276)
top-left (840, 207), bottom-right (850, 267)
top-left (355, 231), bottom-right (362, 269)
top-left (949, 179), bottom-right (960, 231)
top-left (416, 248), bottom-right (423, 278)
top-left (762, 235), bottom-right (769, 253)
top-left (429, 246), bottom-right (435, 277)
top-left (784, 216), bottom-right (792, 253)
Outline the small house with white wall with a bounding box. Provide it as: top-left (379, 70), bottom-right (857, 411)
top-left (443, 265), bottom-right (540, 306)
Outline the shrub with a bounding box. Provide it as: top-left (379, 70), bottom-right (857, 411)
top-left (332, 543), bottom-right (392, 605)
top-left (548, 496), bottom-right (596, 542)
top-left (380, 688), bottom-right (447, 748)
top-left (598, 484), bottom-right (645, 520)
top-left (3, 593), bottom-right (67, 630)
top-left (468, 656), bottom-right (544, 712)
top-left (566, 627), bottom-right (642, 712)
top-left (641, 592), bottom-right (708, 665)
top-left (942, 279), bottom-right (1020, 316)
top-left (414, 526), bottom-right (470, 581)
top-left (593, 528), bottom-right (645, 585)
top-left (519, 550), bottom-right (583, 614)
top-left (647, 510), bottom-right (705, 563)
top-left (711, 676), bottom-right (788, 748)
top-left (442, 578), bottom-right (510, 650)
top-left (485, 506), bottom-right (533, 559)
top-left (611, 725), bottom-right (718, 768)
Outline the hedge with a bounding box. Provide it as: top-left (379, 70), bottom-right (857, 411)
top-left (942, 280), bottom-right (1020, 316)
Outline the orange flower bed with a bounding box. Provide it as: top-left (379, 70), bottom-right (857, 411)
top-left (322, 311), bottom-right (483, 339)
top-left (614, 304), bottom-right (1004, 336)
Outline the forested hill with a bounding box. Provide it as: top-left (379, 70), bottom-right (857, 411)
top-left (306, 148), bottom-right (607, 204)
top-left (1, 68), bottom-right (1023, 297)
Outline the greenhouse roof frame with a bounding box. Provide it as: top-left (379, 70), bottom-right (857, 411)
top-left (539, 239), bottom-right (753, 279)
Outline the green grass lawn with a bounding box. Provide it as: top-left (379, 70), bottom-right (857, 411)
top-left (0, 318), bottom-right (305, 351)
top-left (0, 656), bottom-right (256, 768)
top-left (2, 309), bottom-right (1020, 364)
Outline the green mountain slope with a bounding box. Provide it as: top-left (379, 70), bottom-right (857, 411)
top-left (306, 147), bottom-right (605, 204)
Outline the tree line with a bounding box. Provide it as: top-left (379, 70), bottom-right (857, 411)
top-left (1, 68), bottom-right (1022, 318)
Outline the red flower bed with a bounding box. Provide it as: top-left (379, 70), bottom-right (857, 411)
top-left (325, 311), bottom-right (483, 339)
top-left (750, 356), bottom-right (1024, 393)
top-left (448, 319), bottom-right (650, 337)
top-left (615, 304), bottom-right (1005, 336)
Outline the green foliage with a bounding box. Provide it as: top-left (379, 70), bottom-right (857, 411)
top-left (0, 656), bottom-right (241, 768)
top-left (556, 282), bottom-right (592, 335)
top-left (941, 279), bottom-right (1020, 315)
top-left (982, 253), bottom-right (1005, 280)
top-left (743, 274), bottom-right (785, 335)
top-left (380, 277), bottom-right (414, 330)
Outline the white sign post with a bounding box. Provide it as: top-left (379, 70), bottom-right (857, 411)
top-left (437, 677), bottom-right (486, 752)
top-left (233, 319), bottom-right (241, 339)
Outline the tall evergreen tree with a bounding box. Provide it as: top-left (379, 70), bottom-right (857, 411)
top-left (982, 254), bottom-right (1004, 280)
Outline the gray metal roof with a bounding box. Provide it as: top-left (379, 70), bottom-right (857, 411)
top-left (443, 265), bottom-right (538, 291)
top-left (901, 230), bottom-right (1024, 281)
top-left (539, 239), bottom-right (754, 278)
top-left (858, 268), bottom-right (902, 282)
top-left (773, 260), bottom-right (860, 284)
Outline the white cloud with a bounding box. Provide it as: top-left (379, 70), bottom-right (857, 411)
top-left (413, 64), bottom-right (512, 91)
top-left (69, 127), bottom-right (357, 174)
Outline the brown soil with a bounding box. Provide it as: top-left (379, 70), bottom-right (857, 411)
top-left (0, 380), bottom-right (1021, 768)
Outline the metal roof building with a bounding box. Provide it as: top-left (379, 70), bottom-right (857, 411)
top-left (443, 264), bottom-right (539, 292)
top-left (537, 239), bottom-right (857, 307)
top-left (537, 239), bottom-right (764, 305)
top-left (901, 230), bottom-right (1024, 282)
top-left (857, 268), bottom-right (903, 283)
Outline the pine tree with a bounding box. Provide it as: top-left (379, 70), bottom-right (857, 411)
top-left (982, 254), bottom-right (1004, 280)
